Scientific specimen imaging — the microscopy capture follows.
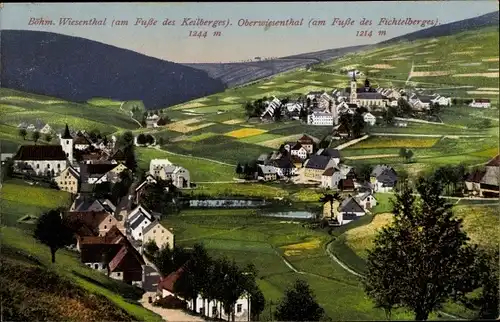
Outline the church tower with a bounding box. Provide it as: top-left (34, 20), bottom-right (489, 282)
top-left (60, 124), bottom-right (74, 164)
top-left (350, 73), bottom-right (357, 103)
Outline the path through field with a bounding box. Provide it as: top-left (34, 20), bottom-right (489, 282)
top-left (344, 154), bottom-right (399, 160)
top-left (323, 240), bottom-right (463, 320)
top-left (119, 102), bottom-right (143, 128)
top-left (151, 145), bottom-right (236, 167)
top-left (405, 60), bottom-right (414, 85)
top-left (371, 132), bottom-right (494, 138)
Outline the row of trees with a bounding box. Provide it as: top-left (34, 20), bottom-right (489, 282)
top-left (93, 169), bottom-right (134, 206)
top-left (365, 177), bottom-right (499, 320)
top-left (136, 133), bottom-right (156, 146)
top-left (235, 161), bottom-right (259, 179)
top-left (145, 243), bottom-right (265, 321)
top-left (140, 178), bottom-right (182, 215)
top-left (18, 129), bottom-right (51, 144)
top-left (117, 131), bottom-right (137, 173)
top-left (338, 110), bottom-right (366, 138)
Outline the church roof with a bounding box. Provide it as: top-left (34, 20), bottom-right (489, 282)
top-left (62, 124), bottom-right (73, 139)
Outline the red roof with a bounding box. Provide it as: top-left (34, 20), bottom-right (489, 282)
top-left (298, 134), bottom-right (314, 144)
top-left (322, 167), bottom-right (336, 176)
top-left (158, 266), bottom-right (185, 293)
top-left (473, 99), bottom-right (491, 103)
top-left (486, 155), bottom-right (500, 167)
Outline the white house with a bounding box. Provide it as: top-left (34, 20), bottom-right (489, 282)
top-left (285, 102), bottom-right (303, 114)
top-left (127, 205), bottom-right (155, 242)
top-left (355, 191), bottom-right (378, 210)
top-left (338, 197), bottom-right (366, 225)
top-left (149, 158), bottom-right (190, 188)
top-left (320, 167), bottom-right (341, 189)
top-left (260, 97), bottom-right (281, 119)
top-left (469, 99), bottom-right (491, 108)
top-left (158, 266), bottom-right (252, 321)
top-left (290, 143), bottom-right (308, 160)
top-left (370, 165), bottom-right (398, 192)
top-left (431, 94), bottom-right (451, 106)
top-left (13, 145), bottom-right (68, 176)
top-left (308, 112), bottom-right (334, 126)
top-left (306, 91), bottom-right (324, 101)
top-left (362, 112), bottom-right (376, 126)
top-left (146, 114), bottom-right (160, 128)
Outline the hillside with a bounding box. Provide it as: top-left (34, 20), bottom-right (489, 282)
top-left (0, 225), bottom-right (162, 322)
top-left (182, 45), bottom-right (370, 87)
top-left (382, 10), bottom-right (499, 44)
top-left (0, 30), bottom-right (226, 109)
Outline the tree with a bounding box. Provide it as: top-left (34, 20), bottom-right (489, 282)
top-left (174, 243), bottom-right (211, 312)
top-left (397, 97), bottom-right (412, 116)
top-left (275, 279), bottom-right (325, 321)
top-left (306, 97), bottom-right (311, 108)
top-left (429, 102), bottom-right (441, 116)
top-left (18, 128), bottom-right (27, 140)
top-left (355, 164), bottom-right (373, 182)
top-left (93, 182), bottom-right (112, 200)
top-left (137, 133), bottom-right (147, 145)
top-left (158, 137), bottom-right (165, 145)
top-left (404, 149), bottom-right (413, 163)
top-left (242, 263), bottom-right (265, 321)
top-left (34, 209), bottom-right (74, 263)
top-left (474, 248), bottom-right (499, 319)
top-left (45, 134), bottom-right (52, 143)
top-left (339, 114), bottom-right (352, 137)
top-left (32, 131), bottom-right (40, 144)
top-left (351, 111), bottom-right (366, 138)
top-left (364, 180), bottom-right (479, 321)
top-left (123, 145), bottom-right (137, 173)
top-left (111, 170), bottom-right (133, 205)
top-left (145, 134), bottom-right (155, 145)
top-left (235, 163), bottom-right (243, 177)
top-left (384, 106), bottom-right (396, 124)
top-left (120, 131), bottom-right (135, 148)
top-left (398, 148), bottom-right (407, 161)
top-left (153, 245), bottom-right (191, 277)
top-left (218, 258), bottom-right (247, 321)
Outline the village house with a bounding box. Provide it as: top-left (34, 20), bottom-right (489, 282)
top-left (257, 164), bottom-right (278, 181)
top-left (347, 77), bottom-right (388, 109)
top-left (297, 134), bottom-right (316, 154)
top-left (338, 196), bottom-right (366, 224)
top-left (355, 191), bottom-right (377, 210)
top-left (306, 91), bottom-right (325, 101)
top-left (479, 155), bottom-right (499, 197)
top-left (337, 102), bottom-right (357, 115)
top-left (79, 162), bottom-right (129, 185)
top-left (74, 133), bottom-right (93, 150)
top-left (13, 145), bottom-right (68, 177)
top-left (70, 195), bottom-right (116, 215)
top-left (320, 163), bottom-right (352, 189)
top-left (146, 114), bottom-right (160, 128)
top-left (362, 112), bottom-right (377, 126)
top-left (65, 210), bottom-right (119, 238)
top-left (270, 156), bottom-right (297, 177)
top-left (134, 174), bottom-right (159, 204)
top-left (339, 177), bottom-right (356, 191)
top-left (430, 94), bottom-right (452, 106)
top-left (316, 148), bottom-right (341, 165)
top-left (308, 112), bottom-right (335, 126)
top-left (149, 159), bottom-right (191, 189)
top-left (260, 97), bottom-right (282, 120)
top-left (303, 155), bottom-right (338, 181)
top-left (288, 143), bottom-right (308, 160)
top-left (55, 166), bottom-right (80, 194)
top-left (465, 169), bottom-right (486, 196)
top-left (157, 265), bottom-right (252, 321)
top-left (126, 205), bottom-right (156, 242)
top-left (469, 98), bottom-right (491, 108)
top-left (79, 227), bottom-right (145, 286)
top-left (141, 221), bottom-right (175, 253)
top-left (370, 165), bottom-right (398, 192)
top-left (409, 94), bottom-right (432, 110)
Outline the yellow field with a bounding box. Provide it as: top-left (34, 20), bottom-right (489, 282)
top-left (366, 64), bottom-right (394, 69)
top-left (345, 213), bottom-right (393, 259)
top-left (166, 117), bottom-right (215, 133)
top-left (450, 51), bottom-right (476, 55)
top-left (258, 134), bottom-right (304, 148)
top-left (454, 73), bottom-right (499, 78)
top-left (225, 128), bottom-right (267, 138)
top-left (350, 137), bottom-right (439, 149)
top-left (222, 119), bottom-right (245, 125)
top-left (411, 71), bottom-right (452, 77)
top-left (172, 102), bottom-right (206, 110)
top-left (281, 238), bottom-right (322, 256)
top-left (466, 91), bottom-right (499, 95)
top-left (481, 57), bottom-right (499, 62)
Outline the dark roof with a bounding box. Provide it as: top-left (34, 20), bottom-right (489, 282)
top-left (320, 148), bottom-right (341, 158)
top-left (272, 156), bottom-right (294, 169)
top-left (64, 211), bottom-right (110, 231)
top-left (473, 99), bottom-right (491, 103)
top-left (74, 134), bottom-right (92, 145)
top-left (87, 163), bottom-right (117, 175)
top-left (357, 92), bottom-right (385, 99)
top-left (322, 167), bottom-right (336, 176)
top-left (486, 155), bottom-right (500, 167)
top-left (466, 170), bottom-right (486, 183)
top-left (62, 124), bottom-right (73, 139)
top-left (14, 145), bottom-right (67, 161)
top-left (377, 169), bottom-right (398, 186)
top-left (108, 245), bottom-right (145, 272)
top-left (340, 197), bottom-right (365, 213)
top-left (80, 243), bottom-right (122, 263)
top-left (291, 142), bottom-right (303, 151)
top-left (298, 134), bottom-right (315, 144)
top-left (305, 155), bottom-right (331, 170)
top-left (111, 149), bottom-right (127, 161)
top-left (339, 178), bottom-right (355, 190)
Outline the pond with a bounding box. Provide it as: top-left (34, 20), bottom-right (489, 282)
top-left (262, 210), bottom-right (317, 219)
top-left (189, 199), bottom-right (269, 208)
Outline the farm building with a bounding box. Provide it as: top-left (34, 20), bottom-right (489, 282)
top-left (469, 99), bottom-right (491, 108)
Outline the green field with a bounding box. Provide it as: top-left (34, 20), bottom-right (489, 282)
top-left (161, 207), bottom-right (469, 320)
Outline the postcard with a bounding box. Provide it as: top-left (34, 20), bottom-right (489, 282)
top-left (0, 2), bottom-right (498, 322)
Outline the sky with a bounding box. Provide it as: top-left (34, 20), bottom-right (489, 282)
top-left (1, 2), bottom-right (498, 63)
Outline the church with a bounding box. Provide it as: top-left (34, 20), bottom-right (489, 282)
top-left (344, 75), bottom-right (388, 109)
top-left (13, 124), bottom-right (74, 177)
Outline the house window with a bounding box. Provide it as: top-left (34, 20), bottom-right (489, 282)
top-left (47, 164), bottom-right (50, 169)
top-left (57, 163), bottom-right (60, 168)
top-left (94, 264), bottom-right (99, 269)
top-left (109, 218), bottom-right (112, 222)
top-left (66, 140), bottom-right (69, 144)
top-left (104, 225), bottom-right (107, 229)
top-left (139, 233), bottom-right (142, 236)
top-left (153, 230), bottom-right (156, 234)
top-left (212, 306), bottom-right (217, 316)
top-left (237, 304), bottom-right (242, 313)
top-left (37, 164), bottom-right (40, 169)
top-left (117, 272), bottom-right (121, 277)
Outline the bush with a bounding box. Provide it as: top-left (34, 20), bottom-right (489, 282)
top-left (154, 296), bottom-right (187, 309)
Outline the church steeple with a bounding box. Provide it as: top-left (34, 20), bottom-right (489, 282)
top-left (350, 74), bottom-right (357, 102)
top-left (62, 123), bottom-right (72, 139)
